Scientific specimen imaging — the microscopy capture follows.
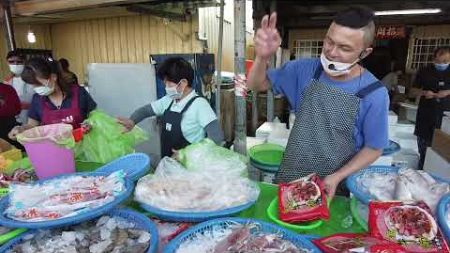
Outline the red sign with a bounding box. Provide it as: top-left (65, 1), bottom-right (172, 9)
top-left (376, 25), bottom-right (406, 39)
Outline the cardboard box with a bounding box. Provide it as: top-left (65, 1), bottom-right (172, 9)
top-left (432, 129), bottom-right (450, 162)
top-left (0, 139), bottom-right (12, 153)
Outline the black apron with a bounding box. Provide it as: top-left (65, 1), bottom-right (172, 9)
top-left (415, 65), bottom-right (450, 142)
top-left (160, 96), bottom-right (200, 157)
top-left (275, 65), bottom-right (384, 185)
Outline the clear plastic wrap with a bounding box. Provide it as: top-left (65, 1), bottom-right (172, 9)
top-left (177, 139), bottom-right (248, 176)
top-left (135, 157), bottom-right (259, 212)
top-left (5, 171), bottom-right (125, 222)
top-left (357, 169), bottom-right (450, 213)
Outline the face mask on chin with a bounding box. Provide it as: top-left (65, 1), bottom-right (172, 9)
top-left (320, 52), bottom-right (362, 77)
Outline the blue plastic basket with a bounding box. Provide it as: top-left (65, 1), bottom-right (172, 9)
top-left (96, 153), bottom-right (150, 181)
top-left (0, 172), bottom-right (134, 229)
top-left (382, 140), bottom-right (401, 156)
top-left (163, 217), bottom-right (321, 253)
top-left (437, 193), bottom-right (450, 241)
top-left (0, 208), bottom-right (159, 253)
top-left (140, 200), bottom-right (257, 223)
top-left (346, 166), bottom-right (450, 205)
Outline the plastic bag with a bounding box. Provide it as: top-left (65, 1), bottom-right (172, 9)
top-left (178, 139), bottom-right (248, 176)
top-left (75, 110), bottom-right (148, 163)
top-left (135, 157), bottom-right (259, 212)
top-left (368, 201), bottom-right (449, 253)
top-left (16, 123), bottom-right (75, 149)
top-left (312, 233), bottom-right (407, 253)
top-left (6, 170), bottom-right (125, 222)
top-left (278, 174), bottom-right (329, 222)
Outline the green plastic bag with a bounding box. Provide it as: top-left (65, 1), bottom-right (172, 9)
top-left (178, 139), bottom-right (248, 176)
top-left (75, 110), bottom-right (148, 163)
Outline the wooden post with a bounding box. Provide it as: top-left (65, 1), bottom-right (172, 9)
top-left (266, 0), bottom-right (276, 122)
top-left (1, 0), bottom-right (15, 51)
top-left (233, 0), bottom-right (247, 155)
top-left (215, 0), bottom-right (225, 122)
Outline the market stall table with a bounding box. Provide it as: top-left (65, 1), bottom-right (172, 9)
top-left (76, 161), bottom-right (365, 237)
top-left (5, 160), bottom-right (364, 241)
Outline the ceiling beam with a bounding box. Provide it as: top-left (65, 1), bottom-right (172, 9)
top-left (12, 0), bottom-right (155, 16)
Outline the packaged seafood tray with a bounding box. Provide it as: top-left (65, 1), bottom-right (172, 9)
top-left (0, 208), bottom-right (159, 253)
top-left (278, 174), bottom-right (329, 223)
top-left (369, 201), bottom-right (450, 253)
top-left (313, 233), bottom-right (406, 253)
top-left (163, 217), bottom-right (321, 253)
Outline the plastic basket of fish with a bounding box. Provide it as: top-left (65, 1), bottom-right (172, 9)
top-left (0, 208), bottom-right (158, 253)
top-left (346, 166), bottom-right (450, 212)
top-left (163, 217), bottom-right (321, 253)
top-left (0, 170), bottom-right (134, 229)
top-left (437, 193), bottom-right (450, 241)
top-left (382, 140), bottom-right (400, 156)
top-left (135, 157), bottom-right (260, 222)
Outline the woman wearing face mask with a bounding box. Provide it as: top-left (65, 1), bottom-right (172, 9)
top-left (3, 50), bottom-right (35, 125)
top-left (118, 57), bottom-right (223, 157)
top-left (8, 57), bottom-right (97, 140)
top-left (246, 7), bottom-right (389, 199)
top-left (414, 47), bottom-right (450, 170)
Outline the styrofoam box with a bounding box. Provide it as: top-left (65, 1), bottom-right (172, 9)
top-left (388, 111), bottom-right (398, 125)
top-left (255, 122), bottom-right (287, 139)
top-left (441, 116), bottom-right (450, 135)
top-left (424, 147), bottom-right (450, 179)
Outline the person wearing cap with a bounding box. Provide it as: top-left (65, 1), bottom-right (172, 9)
top-left (245, 7), bottom-right (389, 198)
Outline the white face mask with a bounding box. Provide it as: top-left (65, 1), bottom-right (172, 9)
top-left (9, 64), bottom-right (24, 75)
top-left (320, 53), bottom-right (360, 77)
top-left (33, 79), bottom-right (55, 96)
top-left (165, 81), bottom-right (184, 100)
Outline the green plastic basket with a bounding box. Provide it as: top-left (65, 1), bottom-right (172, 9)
top-left (0, 228), bottom-right (26, 245)
top-left (266, 198), bottom-right (324, 233)
top-left (249, 143), bottom-right (284, 167)
top-left (350, 196), bottom-right (368, 231)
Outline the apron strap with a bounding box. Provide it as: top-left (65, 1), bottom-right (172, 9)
top-left (181, 96), bottom-right (201, 113)
top-left (355, 81), bottom-right (384, 99)
top-left (313, 64), bottom-right (323, 80)
top-left (164, 100), bottom-right (175, 114)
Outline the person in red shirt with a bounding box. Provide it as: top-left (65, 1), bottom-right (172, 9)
top-left (0, 82), bottom-right (21, 148)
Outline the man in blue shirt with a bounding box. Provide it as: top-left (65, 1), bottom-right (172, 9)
top-left (247, 7), bottom-right (389, 198)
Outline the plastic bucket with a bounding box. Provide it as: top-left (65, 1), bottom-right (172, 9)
top-left (23, 140), bottom-right (75, 179)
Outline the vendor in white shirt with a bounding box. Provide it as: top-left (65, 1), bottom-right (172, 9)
top-left (118, 57), bottom-right (224, 157)
top-left (3, 50), bottom-right (34, 124)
